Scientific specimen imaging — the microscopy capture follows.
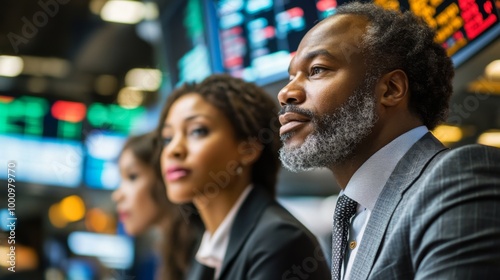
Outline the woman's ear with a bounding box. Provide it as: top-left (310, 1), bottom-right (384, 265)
top-left (238, 137), bottom-right (264, 166)
top-left (377, 69), bottom-right (409, 107)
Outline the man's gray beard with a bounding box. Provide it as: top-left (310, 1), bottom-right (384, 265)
top-left (279, 79), bottom-right (378, 172)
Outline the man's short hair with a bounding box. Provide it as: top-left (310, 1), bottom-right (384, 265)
top-left (335, 2), bottom-right (454, 129)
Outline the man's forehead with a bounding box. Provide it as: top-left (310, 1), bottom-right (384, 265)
top-left (291, 14), bottom-right (368, 65)
top-left (310, 14), bottom-right (369, 38)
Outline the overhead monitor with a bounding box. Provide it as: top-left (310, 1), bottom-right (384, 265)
top-left (83, 103), bottom-right (147, 190)
top-left (375, 0), bottom-right (500, 67)
top-left (213, 0), bottom-right (500, 85)
top-left (161, 0), bottom-right (214, 87)
top-left (214, 0), bottom-right (337, 85)
top-left (0, 94), bottom-right (149, 190)
top-left (67, 231), bottom-right (134, 270)
top-left (0, 95), bottom-right (85, 187)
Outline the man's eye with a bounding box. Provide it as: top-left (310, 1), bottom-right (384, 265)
top-left (311, 67), bottom-right (324, 76)
top-left (128, 174), bottom-right (138, 181)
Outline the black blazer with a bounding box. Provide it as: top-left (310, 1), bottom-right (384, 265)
top-left (187, 187), bottom-right (330, 280)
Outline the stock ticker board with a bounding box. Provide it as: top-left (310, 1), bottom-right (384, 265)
top-left (215, 0), bottom-right (500, 84)
top-left (375, 0), bottom-right (500, 57)
top-left (0, 95), bottom-right (146, 189)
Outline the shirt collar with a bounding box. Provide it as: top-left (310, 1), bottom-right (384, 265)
top-left (195, 185), bottom-right (254, 277)
top-left (344, 126), bottom-right (428, 210)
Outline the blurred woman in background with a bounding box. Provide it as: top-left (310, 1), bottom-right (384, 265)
top-left (158, 74), bottom-right (330, 279)
top-left (112, 132), bottom-right (201, 279)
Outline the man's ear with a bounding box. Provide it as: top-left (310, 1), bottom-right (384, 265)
top-left (238, 138), bottom-right (263, 166)
top-left (377, 69), bottom-right (408, 107)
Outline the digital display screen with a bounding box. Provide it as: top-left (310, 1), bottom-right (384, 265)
top-left (162, 0), bottom-right (212, 87)
top-left (214, 0), bottom-right (500, 85)
top-left (84, 103), bottom-right (146, 190)
top-left (67, 231), bottom-right (134, 269)
top-left (0, 95), bottom-right (85, 187)
top-left (375, 0), bottom-right (500, 65)
top-left (0, 135), bottom-right (83, 187)
top-left (0, 95), bottom-right (147, 189)
top-left (215, 0), bottom-right (337, 85)
top-left (0, 95), bottom-right (85, 140)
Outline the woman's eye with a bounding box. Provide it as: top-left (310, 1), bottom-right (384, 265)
top-left (162, 137), bottom-right (172, 146)
top-left (190, 127), bottom-right (209, 137)
top-left (128, 174), bottom-right (138, 181)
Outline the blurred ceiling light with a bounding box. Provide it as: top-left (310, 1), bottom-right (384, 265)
top-left (89, 0), bottom-right (108, 15)
top-left (49, 203), bottom-right (67, 228)
top-left (117, 87), bottom-right (144, 108)
top-left (9, 245), bottom-right (38, 270)
top-left (101, 0), bottom-right (145, 24)
top-left (85, 208), bottom-right (112, 233)
top-left (125, 68), bottom-right (161, 91)
top-left (485, 60), bottom-right (500, 81)
top-left (21, 56), bottom-right (70, 78)
top-left (60, 195), bottom-right (86, 222)
top-left (0, 246), bottom-right (9, 267)
top-left (95, 75), bottom-right (118, 96)
top-left (467, 78), bottom-right (500, 94)
top-left (0, 244), bottom-right (38, 269)
top-left (143, 2), bottom-right (159, 20)
top-left (0, 56), bottom-right (23, 77)
top-left (432, 125), bottom-right (464, 143)
top-left (477, 130), bottom-right (500, 148)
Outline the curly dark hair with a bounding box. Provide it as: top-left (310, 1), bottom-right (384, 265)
top-left (121, 132), bottom-right (200, 280)
top-left (335, 2), bottom-right (454, 129)
top-left (157, 74), bottom-right (281, 197)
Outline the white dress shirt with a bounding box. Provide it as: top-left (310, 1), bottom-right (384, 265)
top-left (195, 185), bottom-right (253, 279)
top-left (341, 126), bottom-right (428, 280)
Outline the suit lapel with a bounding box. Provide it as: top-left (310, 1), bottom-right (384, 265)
top-left (218, 187), bottom-right (272, 279)
top-left (350, 133), bottom-right (447, 279)
top-left (186, 261), bottom-right (215, 280)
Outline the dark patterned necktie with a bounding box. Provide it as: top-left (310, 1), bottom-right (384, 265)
top-left (331, 195), bottom-right (358, 280)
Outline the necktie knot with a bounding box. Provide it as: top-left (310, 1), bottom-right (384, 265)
top-left (334, 195), bottom-right (357, 224)
top-left (331, 195), bottom-right (358, 280)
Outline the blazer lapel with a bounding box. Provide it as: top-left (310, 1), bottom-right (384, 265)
top-left (350, 133), bottom-right (448, 279)
top-left (218, 187), bottom-right (272, 279)
top-left (186, 261), bottom-right (215, 280)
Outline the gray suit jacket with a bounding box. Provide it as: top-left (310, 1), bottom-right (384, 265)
top-left (351, 133), bottom-right (500, 279)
